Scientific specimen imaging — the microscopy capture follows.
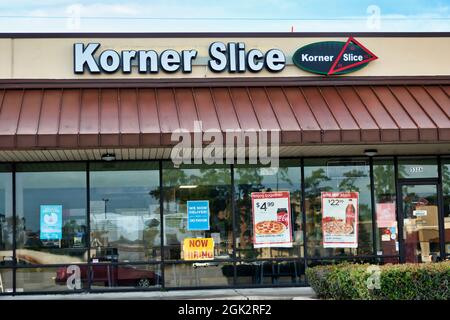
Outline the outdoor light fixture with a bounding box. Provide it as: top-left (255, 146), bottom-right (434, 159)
top-left (179, 185), bottom-right (198, 189)
top-left (101, 153), bottom-right (116, 161)
top-left (364, 149), bottom-right (378, 157)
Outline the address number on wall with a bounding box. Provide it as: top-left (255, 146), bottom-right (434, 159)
top-left (408, 166), bottom-right (424, 174)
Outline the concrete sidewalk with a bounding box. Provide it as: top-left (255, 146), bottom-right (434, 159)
top-left (0, 287), bottom-right (316, 300)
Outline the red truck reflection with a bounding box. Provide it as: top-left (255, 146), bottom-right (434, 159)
top-left (55, 264), bottom-right (161, 288)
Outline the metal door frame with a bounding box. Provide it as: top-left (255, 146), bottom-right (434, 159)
top-left (396, 178), bottom-right (445, 263)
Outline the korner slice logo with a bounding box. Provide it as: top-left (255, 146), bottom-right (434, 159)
top-left (292, 37), bottom-right (378, 75)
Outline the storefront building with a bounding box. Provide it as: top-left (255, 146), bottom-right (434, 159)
top-left (0, 32), bottom-right (449, 294)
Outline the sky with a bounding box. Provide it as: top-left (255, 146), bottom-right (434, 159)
top-left (0, 0), bottom-right (449, 32)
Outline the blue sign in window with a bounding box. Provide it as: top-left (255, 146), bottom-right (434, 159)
top-left (40, 205), bottom-right (63, 240)
top-left (187, 200), bottom-right (210, 231)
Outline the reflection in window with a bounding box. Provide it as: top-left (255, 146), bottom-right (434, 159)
top-left (304, 158), bottom-right (373, 257)
top-left (398, 157), bottom-right (438, 179)
top-left (162, 163), bottom-right (232, 260)
top-left (89, 162), bottom-right (160, 263)
top-left (17, 267), bottom-right (83, 292)
top-left (0, 165), bottom-right (13, 267)
top-left (402, 184), bottom-right (440, 262)
top-left (307, 257), bottom-right (379, 269)
top-left (373, 158), bottom-right (398, 259)
top-left (88, 264), bottom-right (161, 290)
top-left (235, 260), bottom-right (305, 286)
top-left (234, 160), bottom-right (302, 259)
top-left (0, 268), bottom-right (12, 293)
top-left (440, 158), bottom-right (450, 256)
top-left (15, 163), bottom-right (87, 265)
top-left (164, 263), bottom-right (232, 287)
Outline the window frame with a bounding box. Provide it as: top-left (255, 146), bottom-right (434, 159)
top-left (3, 154), bottom-right (450, 295)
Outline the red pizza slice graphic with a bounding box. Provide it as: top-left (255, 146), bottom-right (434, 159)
top-left (328, 37), bottom-right (378, 75)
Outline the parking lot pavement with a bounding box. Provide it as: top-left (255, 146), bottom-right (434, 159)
top-left (0, 287), bottom-right (316, 300)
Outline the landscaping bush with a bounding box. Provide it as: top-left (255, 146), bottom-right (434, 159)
top-left (306, 261), bottom-right (450, 300)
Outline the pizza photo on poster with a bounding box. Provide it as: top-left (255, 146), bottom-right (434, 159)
top-left (321, 192), bottom-right (359, 248)
top-left (251, 191), bottom-right (293, 248)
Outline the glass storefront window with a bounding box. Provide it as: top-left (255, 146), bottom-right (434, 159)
top-left (398, 157), bottom-right (438, 179)
top-left (0, 164), bottom-right (13, 267)
top-left (16, 266), bottom-right (85, 292)
top-left (304, 158), bottom-right (373, 257)
top-left (89, 162), bottom-right (160, 263)
top-left (3, 155), bottom-right (450, 293)
top-left (162, 163), bottom-right (232, 260)
top-left (306, 257), bottom-right (380, 269)
top-left (373, 158), bottom-right (398, 258)
top-left (0, 268), bottom-right (13, 293)
top-left (89, 263), bottom-right (162, 290)
top-left (16, 163), bottom-right (87, 265)
top-left (234, 160), bottom-right (302, 260)
top-left (164, 262), bottom-right (232, 287)
top-left (401, 184), bottom-right (440, 263)
top-left (441, 158), bottom-right (450, 256)
top-left (235, 260), bottom-right (305, 286)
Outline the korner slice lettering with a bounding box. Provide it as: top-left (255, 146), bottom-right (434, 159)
top-left (292, 38), bottom-right (377, 75)
top-left (301, 53), bottom-right (363, 63)
top-left (74, 43), bottom-right (198, 74)
top-left (301, 54), bottom-right (334, 62)
top-left (208, 42), bottom-right (285, 72)
top-left (74, 42), bottom-right (286, 74)
top-left (343, 53), bottom-right (363, 61)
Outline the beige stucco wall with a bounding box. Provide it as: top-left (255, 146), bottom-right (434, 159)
top-left (0, 37), bottom-right (449, 79)
top-left (0, 39), bottom-right (12, 79)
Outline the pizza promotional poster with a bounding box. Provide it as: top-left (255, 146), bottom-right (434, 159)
top-left (321, 192), bottom-right (359, 248)
top-left (251, 191), bottom-right (293, 248)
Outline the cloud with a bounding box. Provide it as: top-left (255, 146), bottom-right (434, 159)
top-left (67, 3), bottom-right (140, 17)
top-left (28, 9), bottom-right (50, 17)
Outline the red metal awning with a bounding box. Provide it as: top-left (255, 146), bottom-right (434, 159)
top-left (0, 85), bottom-right (449, 149)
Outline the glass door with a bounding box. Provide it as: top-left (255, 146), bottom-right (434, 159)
top-left (399, 183), bottom-right (441, 263)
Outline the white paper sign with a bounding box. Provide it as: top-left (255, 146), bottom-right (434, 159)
top-left (413, 210), bottom-right (427, 217)
top-left (251, 191), bottom-right (292, 248)
top-left (321, 192), bottom-right (359, 248)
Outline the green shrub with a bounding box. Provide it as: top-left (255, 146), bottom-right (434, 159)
top-left (306, 261), bottom-right (450, 300)
top-left (305, 264), bottom-right (334, 298)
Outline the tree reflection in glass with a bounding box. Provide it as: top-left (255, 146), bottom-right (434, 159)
top-left (304, 159), bottom-right (373, 257)
top-left (162, 163), bottom-right (232, 260)
top-left (234, 161), bottom-right (302, 260)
